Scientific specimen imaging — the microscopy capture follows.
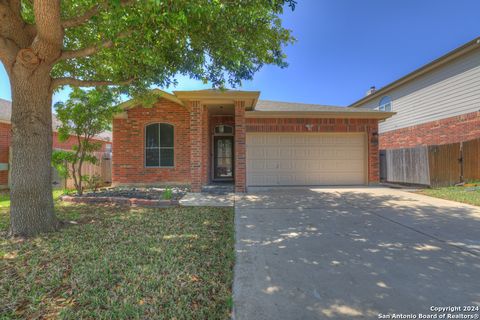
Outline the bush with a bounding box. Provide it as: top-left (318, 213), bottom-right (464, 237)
top-left (163, 187), bottom-right (173, 200)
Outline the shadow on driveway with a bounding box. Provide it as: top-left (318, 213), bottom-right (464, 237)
top-left (233, 187), bottom-right (480, 320)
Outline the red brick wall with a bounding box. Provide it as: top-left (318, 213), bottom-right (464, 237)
top-left (245, 118), bottom-right (380, 184)
top-left (113, 99), bottom-right (191, 186)
top-left (234, 102), bottom-right (247, 192)
top-left (380, 111), bottom-right (480, 150)
top-left (189, 101), bottom-right (203, 191)
top-left (201, 106), bottom-right (209, 186)
top-left (210, 116), bottom-right (235, 130)
top-left (0, 122), bottom-right (110, 188)
top-left (0, 123), bottom-right (10, 187)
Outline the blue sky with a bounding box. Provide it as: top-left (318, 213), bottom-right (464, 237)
top-left (1, 0), bottom-right (479, 106)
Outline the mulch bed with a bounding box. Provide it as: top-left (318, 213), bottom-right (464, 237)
top-left (60, 187), bottom-right (189, 208)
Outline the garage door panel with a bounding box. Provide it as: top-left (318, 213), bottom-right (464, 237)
top-left (263, 161), bottom-right (275, 170)
top-left (335, 135), bottom-right (364, 144)
top-left (293, 136), bottom-right (308, 145)
top-left (247, 133), bottom-right (366, 186)
top-left (295, 160), bottom-right (309, 170)
top-left (278, 136), bottom-right (294, 145)
top-left (279, 148), bottom-right (293, 158)
top-left (248, 147), bottom-right (265, 158)
top-left (249, 160), bottom-right (266, 170)
top-left (265, 135), bottom-right (279, 145)
top-left (247, 135), bottom-right (265, 145)
top-left (318, 149), bottom-right (336, 159)
top-left (279, 160), bottom-right (293, 170)
top-left (292, 148), bottom-right (312, 159)
top-left (265, 148), bottom-right (280, 158)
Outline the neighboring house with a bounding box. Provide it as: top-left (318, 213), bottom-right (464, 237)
top-left (112, 89), bottom-right (393, 192)
top-left (350, 37), bottom-right (480, 150)
top-left (0, 99), bottom-right (112, 189)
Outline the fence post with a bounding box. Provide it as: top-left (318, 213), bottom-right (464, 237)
top-left (459, 142), bottom-right (464, 183)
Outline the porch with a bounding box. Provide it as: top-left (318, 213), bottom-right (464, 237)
top-left (174, 90), bottom-right (260, 193)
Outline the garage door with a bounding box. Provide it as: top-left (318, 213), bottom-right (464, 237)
top-left (246, 133), bottom-right (366, 186)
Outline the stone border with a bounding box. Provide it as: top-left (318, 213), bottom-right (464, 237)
top-left (60, 195), bottom-right (178, 208)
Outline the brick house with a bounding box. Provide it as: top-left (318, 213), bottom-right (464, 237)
top-left (350, 37), bottom-right (480, 150)
top-left (0, 99), bottom-right (112, 189)
top-left (112, 89), bottom-right (393, 192)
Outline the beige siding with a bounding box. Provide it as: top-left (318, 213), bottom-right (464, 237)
top-left (358, 48), bottom-right (480, 133)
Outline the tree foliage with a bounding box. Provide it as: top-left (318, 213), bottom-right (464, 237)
top-left (1, 0), bottom-right (296, 93)
top-left (54, 88), bottom-right (118, 195)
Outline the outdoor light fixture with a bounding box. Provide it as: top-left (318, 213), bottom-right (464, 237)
top-left (305, 124), bottom-right (314, 131)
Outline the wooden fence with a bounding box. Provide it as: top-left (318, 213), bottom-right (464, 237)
top-left (382, 138), bottom-right (479, 187)
top-left (463, 139), bottom-right (480, 181)
top-left (385, 147), bottom-right (430, 185)
top-left (52, 151), bottom-right (112, 189)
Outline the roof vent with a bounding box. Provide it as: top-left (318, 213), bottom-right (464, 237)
top-left (366, 86), bottom-right (376, 96)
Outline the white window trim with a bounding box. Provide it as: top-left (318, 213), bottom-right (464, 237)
top-left (377, 97), bottom-right (392, 112)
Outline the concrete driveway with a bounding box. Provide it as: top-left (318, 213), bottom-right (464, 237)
top-left (233, 187), bottom-right (480, 320)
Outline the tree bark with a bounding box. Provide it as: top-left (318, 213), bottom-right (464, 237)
top-left (9, 68), bottom-right (58, 237)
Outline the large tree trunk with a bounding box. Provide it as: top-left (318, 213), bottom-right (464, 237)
top-left (9, 69), bottom-right (58, 237)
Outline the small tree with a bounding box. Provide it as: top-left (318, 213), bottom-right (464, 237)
top-left (51, 149), bottom-right (74, 190)
top-left (54, 88), bottom-right (118, 195)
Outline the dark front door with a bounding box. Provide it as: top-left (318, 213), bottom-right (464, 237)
top-left (214, 136), bottom-right (234, 180)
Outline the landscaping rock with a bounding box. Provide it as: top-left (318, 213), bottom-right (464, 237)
top-left (60, 186), bottom-right (190, 208)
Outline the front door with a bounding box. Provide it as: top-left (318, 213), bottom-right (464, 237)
top-left (214, 136), bottom-right (234, 180)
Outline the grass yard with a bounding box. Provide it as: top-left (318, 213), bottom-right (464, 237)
top-left (420, 186), bottom-right (480, 207)
top-left (0, 197), bottom-right (235, 319)
top-left (0, 190), bottom-right (64, 209)
top-left (0, 191), bottom-right (11, 209)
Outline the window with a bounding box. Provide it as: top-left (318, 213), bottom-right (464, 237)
top-left (145, 123), bottom-right (174, 167)
top-left (214, 125), bottom-right (233, 134)
top-left (378, 96), bottom-right (392, 112)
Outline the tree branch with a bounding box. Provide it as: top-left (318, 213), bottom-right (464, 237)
top-left (51, 77), bottom-right (134, 90)
top-left (59, 30), bottom-right (131, 60)
top-left (61, 0), bottom-right (136, 29)
top-left (61, 3), bottom-right (102, 28)
top-left (8, 0), bottom-right (22, 19)
top-left (32, 0), bottom-right (63, 61)
top-left (0, 1), bottom-right (31, 48)
top-left (0, 35), bottom-right (20, 75)
top-left (59, 39), bottom-right (114, 60)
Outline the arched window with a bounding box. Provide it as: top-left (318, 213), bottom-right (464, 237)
top-left (214, 125), bottom-right (233, 134)
top-left (145, 123), bottom-right (174, 167)
top-left (378, 96), bottom-right (392, 112)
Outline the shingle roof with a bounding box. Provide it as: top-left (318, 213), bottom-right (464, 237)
top-left (0, 98), bottom-right (112, 142)
top-left (254, 99), bottom-right (385, 113)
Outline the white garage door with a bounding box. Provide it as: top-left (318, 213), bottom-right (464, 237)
top-left (246, 133), bottom-right (367, 186)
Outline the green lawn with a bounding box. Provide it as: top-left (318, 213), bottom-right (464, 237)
top-left (0, 191), bottom-right (10, 209)
top-left (420, 186), bottom-right (480, 207)
top-left (0, 197), bottom-right (235, 319)
top-left (0, 189), bottom-right (64, 209)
